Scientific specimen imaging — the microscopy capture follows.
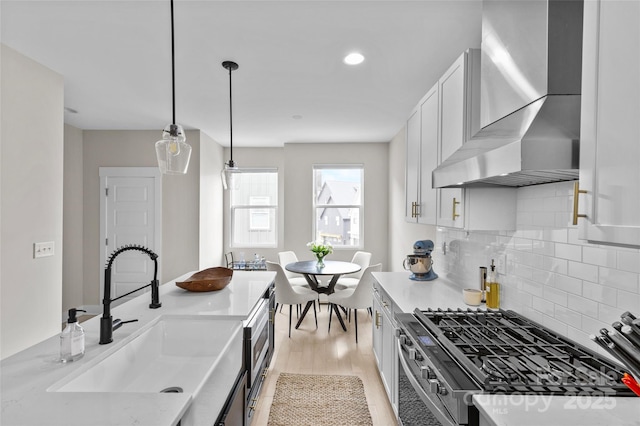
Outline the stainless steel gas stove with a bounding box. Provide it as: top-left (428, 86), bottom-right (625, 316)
top-left (395, 308), bottom-right (634, 426)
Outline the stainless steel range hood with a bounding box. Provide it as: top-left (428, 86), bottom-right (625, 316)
top-left (433, 0), bottom-right (584, 188)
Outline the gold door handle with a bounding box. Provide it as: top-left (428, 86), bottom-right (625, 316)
top-left (375, 311), bottom-right (382, 329)
top-left (415, 202), bottom-right (420, 218)
top-left (411, 201), bottom-right (418, 218)
top-left (452, 197), bottom-right (460, 220)
top-left (572, 182), bottom-right (587, 225)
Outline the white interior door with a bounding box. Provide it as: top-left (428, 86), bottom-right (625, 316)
top-left (100, 168), bottom-right (162, 307)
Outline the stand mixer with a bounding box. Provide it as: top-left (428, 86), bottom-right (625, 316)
top-left (403, 240), bottom-right (438, 281)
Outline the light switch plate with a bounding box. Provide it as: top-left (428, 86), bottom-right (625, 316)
top-left (34, 241), bottom-right (54, 258)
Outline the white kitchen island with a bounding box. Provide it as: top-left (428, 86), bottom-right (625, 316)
top-left (0, 270), bottom-right (275, 426)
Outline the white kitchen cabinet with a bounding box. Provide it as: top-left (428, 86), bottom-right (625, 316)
top-left (436, 50), bottom-right (478, 227)
top-left (372, 279), bottom-right (398, 416)
top-left (578, 0), bottom-right (640, 246)
top-left (405, 83), bottom-right (438, 224)
top-left (405, 48), bottom-right (516, 230)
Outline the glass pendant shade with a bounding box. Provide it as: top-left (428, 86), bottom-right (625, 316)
top-left (155, 123), bottom-right (192, 174)
top-left (221, 162), bottom-right (239, 190)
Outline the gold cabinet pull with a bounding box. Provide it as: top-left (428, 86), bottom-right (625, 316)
top-left (375, 311), bottom-right (382, 329)
top-left (415, 202), bottom-right (420, 218)
top-left (411, 201), bottom-right (419, 218)
top-left (249, 397), bottom-right (259, 410)
top-left (572, 182), bottom-right (587, 225)
top-left (452, 197), bottom-right (460, 220)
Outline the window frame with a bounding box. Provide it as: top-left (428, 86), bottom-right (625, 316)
top-left (229, 168), bottom-right (278, 249)
top-left (312, 164), bottom-right (364, 250)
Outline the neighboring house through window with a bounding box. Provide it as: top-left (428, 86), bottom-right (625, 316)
top-left (313, 165), bottom-right (363, 248)
top-left (230, 169), bottom-right (278, 248)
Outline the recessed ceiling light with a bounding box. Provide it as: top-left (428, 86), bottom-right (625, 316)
top-left (344, 52), bottom-right (365, 65)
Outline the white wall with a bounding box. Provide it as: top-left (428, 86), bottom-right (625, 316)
top-left (199, 131), bottom-right (225, 269)
top-left (79, 129), bottom-right (222, 307)
top-left (1, 44), bottom-right (64, 359)
top-left (433, 181), bottom-right (640, 356)
top-left (63, 124), bottom-right (84, 311)
top-left (284, 143), bottom-right (389, 267)
top-left (224, 143), bottom-right (390, 267)
top-left (387, 127), bottom-right (437, 271)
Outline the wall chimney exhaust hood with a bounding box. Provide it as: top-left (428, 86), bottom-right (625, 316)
top-left (433, 0), bottom-right (583, 188)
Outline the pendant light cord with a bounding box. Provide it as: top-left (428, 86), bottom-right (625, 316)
top-left (228, 65), bottom-right (234, 165)
top-left (170, 0), bottom-right (176, 126)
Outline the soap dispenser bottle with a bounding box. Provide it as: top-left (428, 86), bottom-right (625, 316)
top-left (60, 308), bottom-right (86, 362)
top-left (485, 260), bottom-right (500, 309)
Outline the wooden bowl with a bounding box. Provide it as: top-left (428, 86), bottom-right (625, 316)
top-left (175, 267), bottom-right (233, 292)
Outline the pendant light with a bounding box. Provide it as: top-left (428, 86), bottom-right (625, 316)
top-left (221, 60), bottom-right (239, 190)
top-left (155, 0), bottom-right (192, 175)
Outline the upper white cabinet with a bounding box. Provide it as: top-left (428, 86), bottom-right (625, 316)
top-left (405, 83), bottom-right (438, 224)
top-left (578, 0), bottom-right (640, 246)
top-left (436, 50), bottom-right (480, 228)
top-left (405, 48), bottom-right (516, 230)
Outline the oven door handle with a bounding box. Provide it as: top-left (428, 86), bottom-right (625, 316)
top-left (397, 340), bottom-right (456, 426)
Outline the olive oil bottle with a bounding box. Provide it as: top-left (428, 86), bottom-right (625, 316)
top-left (485, 259), bottom-right (500, 309)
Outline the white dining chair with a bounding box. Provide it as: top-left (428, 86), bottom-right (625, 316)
top-left (334, 251), bottom-right (372, 290)
top-left (266, 261), bottom-right (318, 338)
top-left (327, 263), bottom-right (382, 343)
top-left (277, 251), bottom-right (309, 287)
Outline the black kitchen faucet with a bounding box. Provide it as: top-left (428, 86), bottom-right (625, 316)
top-left (99, 245), bottom-right (162, 345)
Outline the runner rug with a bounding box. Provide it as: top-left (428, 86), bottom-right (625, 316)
top-left (267, 372), bottom-right (373, 426)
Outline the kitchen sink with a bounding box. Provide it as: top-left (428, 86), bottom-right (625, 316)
top-left (49, 315), bottom-right (242, 395)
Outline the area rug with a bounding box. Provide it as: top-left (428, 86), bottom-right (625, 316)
top-left (267, 373), bottom-right (373, 426)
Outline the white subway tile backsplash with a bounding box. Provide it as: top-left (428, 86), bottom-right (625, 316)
top-left (598, 303), bottom-right (623, 325)
top-left (555, 243), bottom-right (582, 262)
top-left (541, 256), bottom-right (568, 275)
top-left (542, 315), bottom-right (568, 336)
top-left (532, 296), bottom-right (555, 315)
top-left (543, 286), bottom-right (568, 307)
top-left (554, 274), bottom-right (582, 295)
top-left (434, 181), bottom-right (640, 353)
top-left (532, 240), bottom-right (555, 256)
top-left (554, 305), bottom-right (582, 329)
top-left (582, 281), bottom-right (617, 307)
top-left (533, 212), bottom-right (557, 227)
top-left (580, 314), bottom-right (610, 337)
top-left (599, 267), bottom-right (639, 293)
top-left (568, 261), bottom-right (598, 282)
top-left (616, 290), bottom-right (640, 312)
top-left (617, 250), bottom-right (640, 273)
top-left (583, 246), bottom-right (617, 268)
top-left (568, 294), bottom-right (599, 319)
top-left (543, 228), bottom-right (568, 243)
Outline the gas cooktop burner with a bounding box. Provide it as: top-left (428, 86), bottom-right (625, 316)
top-left (412, 308), bottom-right (632, 395)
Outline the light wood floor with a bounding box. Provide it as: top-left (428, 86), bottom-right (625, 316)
top-left (251, 302), bottom-right (397, 425)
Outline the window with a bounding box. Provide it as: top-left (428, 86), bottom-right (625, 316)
top-left (313, 165), bottom-right (363, 248)
top-left (230, 169), bottom-right (278, 247)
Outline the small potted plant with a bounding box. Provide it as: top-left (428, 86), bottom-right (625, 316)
top-left (307, 240), bottom-right (333, 268)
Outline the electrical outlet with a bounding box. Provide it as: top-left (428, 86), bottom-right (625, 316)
top-left (496, 254), bottom-right (506, 273)
top-left (34, 241), bottom-right (54, 258)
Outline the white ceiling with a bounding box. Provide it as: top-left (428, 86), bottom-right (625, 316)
top-left (1, 0), bottom-right (482, 147)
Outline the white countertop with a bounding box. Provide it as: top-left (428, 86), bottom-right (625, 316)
top-left (373, 272), bottom-right (640, 426)
top-left (372, 271), bottom-right (475, 312)
top-left (1, 270), bottom-right (275, 426)
top-left (473, 394), bottom-right (640, 426)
